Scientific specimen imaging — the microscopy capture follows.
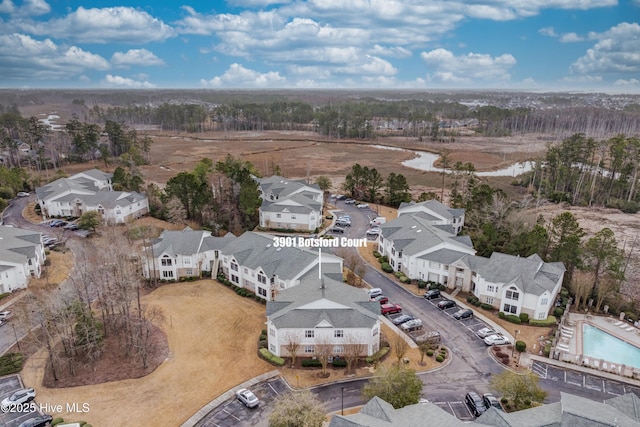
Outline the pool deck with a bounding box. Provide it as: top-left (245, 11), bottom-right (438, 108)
top-left (556, 312), bottom-right (640, 376)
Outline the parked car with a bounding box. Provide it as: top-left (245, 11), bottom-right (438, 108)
top-left (344, 198), bottom-right (356, 204)
top-left (371, 295), bottom-right (389, 304)
top-left (2, 388), bottom-right (36, 409)
top-left (380, 303), bottom-right (402, 315)
top-left (356, 203), bottom-right (369, 208)
top-left (484, 334), bottom-right (510, 346)
top-left (325, 215), bottom-right (334, 220)
top-left (16, 191), bottom-right (30, 197)
top-left (18, 415), bottom-right (53, 427)
top-left (465, 391), bottom-right (488, 417)
top-left (0, 311), bottom-right (12, 320)
top-left (400, 318), bottom-right (423, 331)
top-left (453, 308), bottom-right (474, 320)
top-left (48, 219), bottom-right (64, 227)
top-left (338, 215), bottom-right (351, 220)
top-left (391, 313), bottom-right (414, 325)
top-left (483, 393), bottom-right (502, 411)
top-left (336, 195), bottom-right (346, 200)
top-left (236, 388), bottom-right (259, 408)
top-left (476, 327), bottom-right (496, 338)
top-left (367, 288), bottom-right (382, 298)
top-left (64, 222), bottom-right (79, 230)
top-left (423, 289), bottom-right (441, 300)
top-left (335, 220), bottom-right (351, 227)
top-left (437, 299), bottom-right (456, 310)
top-left (366, 228), bottom-right (381, 236)
top-left (330, 226), bottom-right (345, 233)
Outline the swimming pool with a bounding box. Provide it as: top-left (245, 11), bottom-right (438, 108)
top-left (582, 324), bottom-right (640, 369)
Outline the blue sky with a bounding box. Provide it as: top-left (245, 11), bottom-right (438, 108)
top-left (1, 0), bottom-right (639, 92)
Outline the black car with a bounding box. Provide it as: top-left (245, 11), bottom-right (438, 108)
top-left (18, 415), bottom-right (53, 427)
top-left (424, 289), bottom-right (441, 300)
top-left (437, 299), bottom-right (456, 310)
top-left (453, 308), bottom-right (474, 319)
top-left (483, 393), bottom-right (502, 411)
top-left (331, 226), bottom-right (345, 233)
top-left (465, 391), bottom-right (488, 417)
top-left (391, 314), bottom-right (414, 325)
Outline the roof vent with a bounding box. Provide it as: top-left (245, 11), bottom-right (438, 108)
top-left (276, 247), bottom-right (282, 251)
top-left (266, 243), bottom-right (272, 248)
top-left (416, 229), bottom-right (422, 233)
top-left (411, 225), bottom-right (416, 229)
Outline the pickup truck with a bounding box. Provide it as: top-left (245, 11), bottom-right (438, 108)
top-left (380, 303), bottom-right (402, 315)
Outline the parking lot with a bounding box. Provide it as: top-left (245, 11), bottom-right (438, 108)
top-left (0, 374), bottom-right (42, 427)
top-left (432, 400), bottom-right (476, 421)
top-left (195, 378), bottom-right (289, 427)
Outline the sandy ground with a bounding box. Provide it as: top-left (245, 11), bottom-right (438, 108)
top-left (21, 281), bottom-right (273, 426)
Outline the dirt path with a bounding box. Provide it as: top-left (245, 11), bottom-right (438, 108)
top-left (21, 281), bottom-right (273, 426)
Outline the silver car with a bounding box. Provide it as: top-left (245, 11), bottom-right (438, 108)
top-left (236, 388), bottom-right (259, 408)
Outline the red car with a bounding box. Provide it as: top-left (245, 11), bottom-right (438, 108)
top-left (380, 303), bottom-right (402, 315)
top-left (371, 295), bottom-right (389, 304)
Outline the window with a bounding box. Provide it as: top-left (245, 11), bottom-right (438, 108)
top-left (161, 258), bottom-right (172, 266)
top-left (162, 271), bottom-right (174, 278)
top-left (231, 274), bottom-right (239, 283)
top-left (243, 267), bottom-right (248, 274)
top-left (485, 297), bottom-right (493, 305)
top-left (183, 257), bottom-right (191, 265)
top-left (270, 328), bottom-right (276, 337)
top-left (373, 328), bottom-right (379, 336)
top-left (291, 215), bottom-right (296, 220)
top-left (276, 213), bottom-right (282, 218)
top-left (333, 346), bottom-right (344, 354)
top-left (270, 344), bottom-right (276, 352)
top-left (258, 274), bottom-right (267, 285)
top-left (304, 346), bottom-right (314, 354)
top-left (258, 288), bottom-right (267, 297)
top-left (186, 269), bottom-right (193, 276)
top-left (538, 312), bottom-right (546, 320)
top-left (487, 285), bottom-right (495, 292)
top-left (231, 262), bottom-right (238, 272)
top-left (541, 297), bottom-right (548, 305)
top-left (334, 330), bottom-right (344, 338)
top-left (503, 304), bottom-right (517, 314)
top-left (506, 289), bottom-right (519, 300)
top-left (305, 330), bottom-right (314, 338)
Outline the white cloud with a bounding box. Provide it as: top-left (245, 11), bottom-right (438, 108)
top-left (0, 33), bottom-right (109, 81)
top-left (16, 6), bottom-right (176, 44)
top-left (539, 27), bottom-right (557, 37)
top-left (421, 48), bottom-right (516, 84)
top-left (103, 74), bottom-right (156, 88)
top-left (369, 44), bottom-right (412, 58)
top-left (111, 49), bottom-right (165, 67)
top-left (0, 0), bottom-right (49, 16)
top-left (0, 0), bottom-right (15, 14)
top-left (562, 74), bottom-right (603, 83)
top-left (571, 22), bottom-right (640, 74)
top-left (614, 78), bottom-right (640, 86)
top-left (201, 63), bottom-right (286, 88)
top-left (559, 32), bottom-right (583, 42)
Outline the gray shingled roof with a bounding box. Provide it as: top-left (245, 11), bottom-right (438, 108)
top-left (474, 253), bottom-right (565, 296)
top-left (266, 274), bottom-right (379, 329)
top-left (418, 248), bottom-right (468, 265)
top-left (380, 214), bottom-right (473, 257)
top-left (398, 199), bottom-right (464, 221)
top-left (258, 175), bottom-right (321, 200)
top-left (0, 226), bottom-right (41, 264)
top-left (221, 232), bottom-right (320, 279)
top-left (260, 192), bottom-right (322, 214)
top-left (151, 229), bottom-right (211, 257)
top-left (202, 233), bottom-right (236, 251)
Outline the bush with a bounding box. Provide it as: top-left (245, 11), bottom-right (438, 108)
top-left (515, 340), bottom-right (527, 352)
top-left (373, 250), bottom-right (382, 258)
top-left (401, 276), bottom-right (412, 284)
top-left (480, 303), bottom-right (493, 310)
top-left (426, 350), bottom-right (434, 357)
top-left (436, 355), bottom-right (444, 363)
top-left (395, 271), bottom-right (404, 278)
top-left (505, 314), bottom-right (521, 324)
top-left (417, 280), bottom-right (427, 289)
top-left (553, 307), bottom-right (564, 317)
top-left (366, 346), bottom-right (390, 364)
top-left (0, 353), bottom-right (24, 376)
top-left (52, 419), bottom-right (64, 426)
top-left (519, 313), bottom-right (529, 323)
top-left (530, 316), bottom-right (558, 327)
top-left (467, 295), bottom-right (479, 304)
top-left (438, 284), bottom-right (446, 291)
top-left (332, 358), bottom-right (347, 367)
top-left (543, 343), bottom-right (551, 357)
top-left (381, 263), bottom-right (393, 273)
top-left (0, 292), bottom-right (10, 301)
top-left (302, 359), bottom-right (322, 368)
top-left (498, 311), bottom-right (505, 319)
top-left (259, 348), bottom-right (285, 366)
top-left (259, 339), bottom-right (267, 349)
top-left (501, 355), bottom-right (511, 364)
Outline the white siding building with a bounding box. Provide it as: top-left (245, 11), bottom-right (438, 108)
top-left (0, 226), bottom-right (46, 293)
top-left (257, 176), bottom-right (323, 231)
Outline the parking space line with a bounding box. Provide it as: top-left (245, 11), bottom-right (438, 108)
top-left (222, 408), bottom-right (240, 421)
top-left (268, 382), bottom-right (280, 395)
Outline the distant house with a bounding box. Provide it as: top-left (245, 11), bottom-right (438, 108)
top-left (329, 392), bottom-right (640, 426)
top-left (219, 231), bottom-right (343, 301)
top-left (257, 175), bottom-right (323, 231)
top-left (0, 226), bottom-right (46, 293)
top-left (266, 271), bottom-right (381, 359)
top-left (35, 169), bottom-right (149, 223)
top-left (398, 199), bottom-right (465, 235)
top-left (142, 228), bottom-right (236, 281)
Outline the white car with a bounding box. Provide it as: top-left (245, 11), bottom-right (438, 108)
top-left (0, 311), bottom-right (11, 320)
top-left (16, 192), bottom-right (30, 197)
top-left (236, 388), bottom-right (259, 408)
top-left (366, 228), bottom-right (381, 236)
top-left (356, 203), bottom-right (369, 209)
top-left (476, 327), bottom-right (496, 338)
top-left (484, 334), bottom-right (510, 346)
top-left (1, 388), bottom-right (36, 409)
top-left (400, 318), bottom-right (423, 331)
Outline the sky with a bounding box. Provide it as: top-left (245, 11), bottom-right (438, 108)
top-left (1, 0), bottom-right (639, 92)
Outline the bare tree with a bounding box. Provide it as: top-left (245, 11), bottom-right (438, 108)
top-left (314, 335), bottom-right (333, 376)
top-left (284, 332), bottom-right (301, 368)
top-left (392, 334), bottom-right (409, 366)
top-left (343, 333), bottom-right (366, 374)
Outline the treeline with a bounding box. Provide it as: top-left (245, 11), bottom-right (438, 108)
top-left (342, 163), bottom-right (411, 207)
top-left (524, 133), bottom-right (640, 212)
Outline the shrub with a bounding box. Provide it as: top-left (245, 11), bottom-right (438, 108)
top-left (519, 313), bottom-right (529, 323)
top-left (495, 351), bottom-right (505, 358)
top-left (52, 419), bottom-right (64, 426)
top-left (0, 292), bottom-right (10, 301)
top-left (436, 355), bottom-right (444, 363)
top-left (553, 307), bottom-right (564, 317)
top-left (480, 303), bottom-right (493, 310)
top-left (530, 316), bottom-right (558, 327)
top-left (0, 353), bottom-right (24, 376)
top-left (401, 276), bottom-right (412, 284)
top-left (438, 284), bottom-right (446, 291)
top-left (467, 295), bottom-right (479, 304)
top-left (561, 287), bottom-right (569, 297)
top-left (417, 280), bottom-right (427, 289)
top-left (394, 271), bottom-right (404, 278)
top-left (498, 311), bottom-right (505, 319)
top-left (302, 359), bottom-right (322, 368)
top-left (332, 358), bottom-right (347, 367)
top-left (501, 355), bottom-right (511, 364)
top-left (259, 339), bottom-right (267, 349)
top-left (515, 340), bottom-right (527, 352)
top-left (373, 250), bottom-right (382, 258)
top-left (543, 343), bottom-right (551, 357)
top-left (426, 350), bottom-right (434, 357)
top-left (505, 314), bottom-right (521, 324)
top-left (381, 263), bottom-right (393, 273)
top-left (366, 346), bottom-right (390, 364)
top-left (259, 348), bottom-right (285, 366)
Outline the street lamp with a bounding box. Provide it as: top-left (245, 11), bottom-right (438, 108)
top-left (11, 323), bottom-right (20, 351)
top-left (341, 387), bottom-right (345, 415)
top-left (512, 329), bottom-right (520, 358)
